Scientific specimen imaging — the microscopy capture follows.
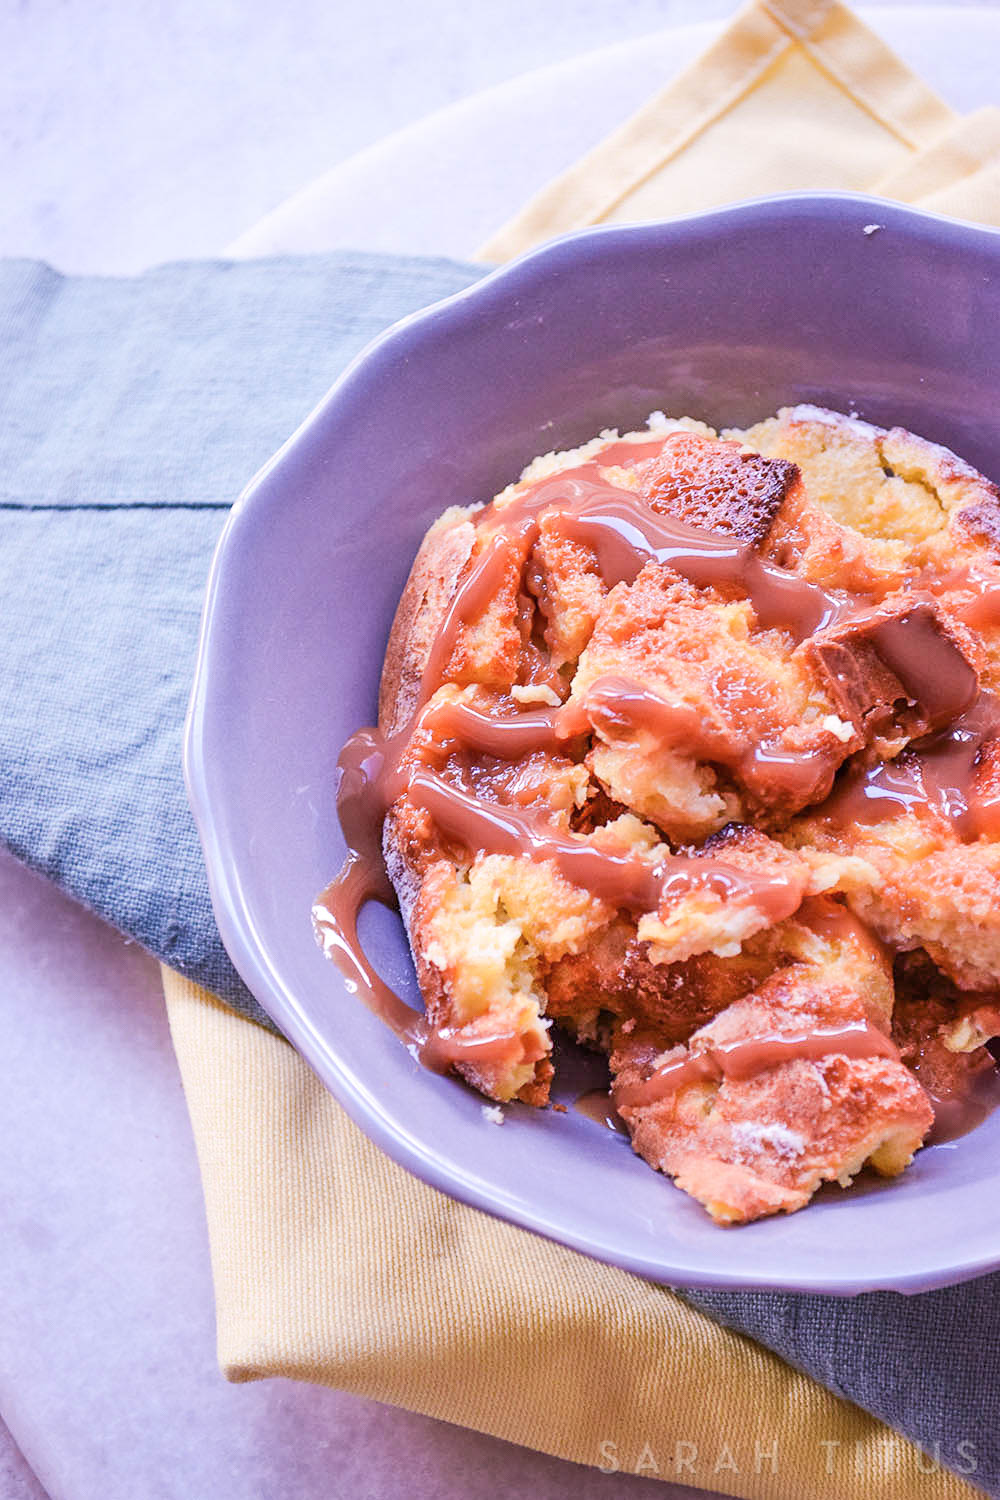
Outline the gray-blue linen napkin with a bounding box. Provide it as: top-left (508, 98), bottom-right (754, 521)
top-left (0, 253), bottom-right (995, 1495)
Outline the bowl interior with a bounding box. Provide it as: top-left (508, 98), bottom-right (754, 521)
top-left (189, 196), bottom-right (1000, 1293)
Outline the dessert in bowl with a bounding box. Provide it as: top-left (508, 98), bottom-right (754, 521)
top-left (320, 404), bottom-right (1000, 1226)
top-left (186, 194), bottom-right (1000, 1290)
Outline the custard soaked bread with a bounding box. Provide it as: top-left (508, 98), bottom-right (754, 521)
top-left (323, 408), bottom-right (1000, 1224)
top-left (753, 410), bottom-right (1000, 996)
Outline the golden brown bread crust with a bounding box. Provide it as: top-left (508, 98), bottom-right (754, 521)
top-left (642, 430), bottom-right (800, 546)
top-left (378, 509), bottom-right (478, 735)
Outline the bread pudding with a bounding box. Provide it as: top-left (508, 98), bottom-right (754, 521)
top-left (316, 405), bottom-right (1000, 1225)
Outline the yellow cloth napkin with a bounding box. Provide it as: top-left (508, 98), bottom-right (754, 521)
top-left (872, 105), bottom-right (1000, 224)
top-left (165, 975), bottom-right (979, 1500)
top-left (165, 2), bottom-right (1000, 1493)
top-left (478, 0), bottom-right (1000, 261)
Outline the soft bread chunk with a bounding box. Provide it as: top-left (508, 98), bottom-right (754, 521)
top-left (745, 405), bottom-right (1000, 685)
top-left (612, 939), bottom-right (931, 1225)
top-left (542, 920), bottom-right (787, 1052)
top-left (740, 405), bottom-right (1000, 999)
top-left (634, 824), bottom-right (812, 963)
top-left (384, 690), bottom-right (598, 1105)
top-left (531, 518), bottom-right (607, 671)
top-left (409, 854), bottom-right (613, 1104)
top-left (741, 405), bottom-right (965, 547)
top-left (792, 807), bottom-right (1000, 994)
top-left (789, 708), bottom-right (1000, 996)
top-left (567, 567), bottom-right (863, 839)
top-left (528, 428), bottom-right (798, 673)
top-left (544, 892), bottom-right (892, 1056)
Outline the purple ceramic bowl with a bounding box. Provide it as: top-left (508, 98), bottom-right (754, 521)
top-left (187, 193), bottom-right (1000, 1295)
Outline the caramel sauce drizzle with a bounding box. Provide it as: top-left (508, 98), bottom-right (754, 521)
top-left (316, 429), bottom-right (1000, 1101)
top-left (924, 562), bottom-right (1000, 631)
top-left (573, 1088), bottom-right (628, 1135)
top-left (481, 467), bottom-right (847, 641)
top-left (583, 676), bottom-right (831, 802)
top-left (958, 583), bottom-right (1000, 631)
top-left (419, 696), bottom-right (571, 759)
top-left (422, 675), bottom-right (834, 805)
top-left (614, 1019), bottom-right (901, 1110)
top-left (797, 893), bottom-right (891, 970)
top-left (899, 988), bottom-right (1000, 1146)
top-left (923, 1061), bottom-right (1000, 1145)
top-left (866, 605), bottom-right (979, 725)
top-left (820, 690), bottom-right (1000, 838)
top-left (407, 767), bottom-right (801, 922)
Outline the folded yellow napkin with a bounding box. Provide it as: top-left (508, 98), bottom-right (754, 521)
top-left (165, 977), bottom-right (978, 1500)
top-left (872, 106), bottom-right (1000, 223)
top-left (479, 0), bottom-right (1000, 261)
top-left (165, 2), bottom-right (1000, 1493)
